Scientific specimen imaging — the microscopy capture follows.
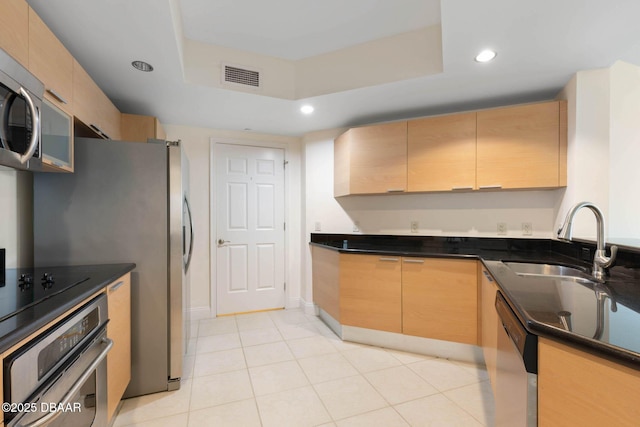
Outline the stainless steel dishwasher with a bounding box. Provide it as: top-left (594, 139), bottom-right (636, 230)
top-left (495, 291), bottom-right (538, 426)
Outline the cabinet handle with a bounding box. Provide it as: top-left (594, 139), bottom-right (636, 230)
top-left (90, 123), bottom-right (111, 140)
top-left (386, 189), bottom-right (405, 193)
top-left (47, 89), bottom-right (68, 105)
top-left (109, 280), bottom-right (125, 292)
top-left (482, 270), bottom-right (494, 282)
top-left (403, 259), bottom-right (425, 264)
top-left (479, 185), bottom-right (502, 190)
top-left (379, 257), bottom-right (399, 262)
top-left (451, 186), bottom-right (473, 191)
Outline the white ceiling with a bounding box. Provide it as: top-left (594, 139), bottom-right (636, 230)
top-left (180, 0), bottom-right (440, 60)
top-left (27, 0), bottom-right (640, 137)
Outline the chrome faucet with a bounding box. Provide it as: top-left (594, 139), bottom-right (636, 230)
top-left (557, 202), bottom-right (617, 281)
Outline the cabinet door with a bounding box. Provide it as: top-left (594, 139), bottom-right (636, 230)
top-left (335, 122), bottom-right (407, 196)
top-left (311, 246), bottom-right (341, 322)
top-left (480, 267), bottom-right (498, 392)
top-left (41, 98), bottom-right (73, 172)
top-left (121, 113), bottom-right (165, 143)
top-left (28, 8), bottom-right (74, 113)
top-left (107, 273), bottom-right (131, 422)
top-left (402, 258), bottom-right (478, 345)
top-left (408, 112), bottom-right (477, 192)
top-left (538, 338), bottom-right (640, 427)
top-left (0, 0), bottom-right (29, 67)
top-left (477, 101), bottom-right (564, 189)
top-left (340, 254), bottom-right (402, 333)
top-left (73, 59), bottom-right (122, 140)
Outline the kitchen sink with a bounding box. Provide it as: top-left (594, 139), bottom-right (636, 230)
top-left (504, 261), bottom-right (599, 284)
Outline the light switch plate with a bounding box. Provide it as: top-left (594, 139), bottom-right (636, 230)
top-left (411, 221), bottom-right (419, 233)
top-left (497, 222), bottom-right (507, 235)
top-left (522, 222), bottom-right (533, 236)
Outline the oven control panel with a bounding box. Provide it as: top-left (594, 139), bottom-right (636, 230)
top-left (3, 294), bottom-right (108, 407)
top-left (37, 309), bottom-right (99, 380)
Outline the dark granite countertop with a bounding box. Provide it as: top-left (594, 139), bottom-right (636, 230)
top-left (311, 233), bottom-right (640, 370)
top-left (0, 263), bottom-right (135, 354)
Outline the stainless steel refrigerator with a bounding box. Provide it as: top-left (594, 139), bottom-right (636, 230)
top-left (33, 137), bottom-right (194, 398)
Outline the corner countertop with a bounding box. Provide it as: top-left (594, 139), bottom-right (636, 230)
top-left (0, 263), bottom-right (135, 354)
top-left (310, 233), bottom-right (640, 370)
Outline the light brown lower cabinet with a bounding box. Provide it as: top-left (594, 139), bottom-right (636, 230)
top-left (311, 246), bottom-right (341, 322)
top-left (107, 273), bottom-right (132, 422)
top-left (340, 253), bottom-right (402, 333)
top-left (402, 258), bottom-right (478, 345)
top-left (538, 337), bottom-right (640, 427)
top-left (480, 267), bottom-right (499, 391)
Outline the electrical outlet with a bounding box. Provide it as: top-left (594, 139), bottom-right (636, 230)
top-left (522, 222), bottom-right (533, 236)
top-left (314, 222), bottom-right (321, 232)
top-left (497, 222), bottom-right (507, 235)
top-left (411, 221), bottom-right (419, 233)
top-left (353, 221), bottom-right (360, 232)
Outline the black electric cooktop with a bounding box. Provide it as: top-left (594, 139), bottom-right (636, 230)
top-left (0, 267), bottom-right (90, 322)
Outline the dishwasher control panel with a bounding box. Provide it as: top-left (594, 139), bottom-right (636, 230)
top-left (496, 291), bottom-right (538, 374)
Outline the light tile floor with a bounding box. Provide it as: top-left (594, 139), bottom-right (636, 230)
top-left (113, 309), bottom-right (495, 427)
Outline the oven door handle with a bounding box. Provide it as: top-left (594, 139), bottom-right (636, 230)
top-left (20, 337), bottom-right (113, 427)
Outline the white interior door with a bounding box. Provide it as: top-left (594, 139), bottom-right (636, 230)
top-left (215, 143), bottom-right (286, 315)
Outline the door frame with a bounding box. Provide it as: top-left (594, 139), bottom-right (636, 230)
top-left (209, 137), bottom-right (292, 318)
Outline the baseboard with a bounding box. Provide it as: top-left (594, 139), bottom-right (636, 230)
top-left (287, 296), bottom-right (302, 310)
top-left (318, 308), bottom-right (342, 337)
top-left (314, 312), bottom-right (485, 365)
top-left (342, 325), bottom-right (485, 364)
top-left (299, 297), bottom-right (319, 316)
top-left (189, 306), bottom-right (212, 321)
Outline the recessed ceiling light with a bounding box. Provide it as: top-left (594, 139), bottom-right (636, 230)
top-left (300, 105), bottom-right (314, 114)
top-left (132, 60), bottom-right (154, 72)
top-left (475, 50), bottom-right (497, 63)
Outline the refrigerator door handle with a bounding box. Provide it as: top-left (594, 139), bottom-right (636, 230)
top-left (183, 196), bottom-right (194, 272)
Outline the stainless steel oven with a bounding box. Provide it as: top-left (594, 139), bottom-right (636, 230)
top-left (0, 48), bottom-right (43, 171)
top-left (3, 294), bottom-right (111, 427)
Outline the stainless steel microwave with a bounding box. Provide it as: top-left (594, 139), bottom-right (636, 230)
top-left (0, 48), bottom-right (44, 171)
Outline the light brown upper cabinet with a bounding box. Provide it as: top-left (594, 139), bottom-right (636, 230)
top-left (402, 258), bottom-right (479, 345)
top-left (73, 59), bottom-right (122, 140)
top-left (476, 100), bottom-right (567, 190)
top-left (28, 8), bottom-right (74, 114)
top-left (408, 112), bottom-right (477, 192)
top-left (0, 0), bottom-right (29, 67)
top-left (121, 113), bottom-right (167, 143)
top-left (334, 122), bottom-right (408, 196)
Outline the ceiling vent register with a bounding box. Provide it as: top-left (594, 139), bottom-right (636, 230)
top-left (223, 64), bottom-right (261, 88)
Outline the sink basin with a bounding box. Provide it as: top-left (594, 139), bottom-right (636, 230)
top-left (504, 262), bottom-right (598, 284)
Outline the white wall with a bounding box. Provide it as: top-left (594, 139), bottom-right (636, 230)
top-left (164, 124), bottom-right (302, 318)
top-left (555, 69), bottom-right (610, 240)
top-left (554, 61), bottom-right (640, 243)
top-left (609, 61), bottom-right (640, 240)
top-left (0, 169), bottom-right (33, 267)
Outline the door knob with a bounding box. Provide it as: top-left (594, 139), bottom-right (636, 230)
top-left (218, 239), bottom-right (230, 245)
